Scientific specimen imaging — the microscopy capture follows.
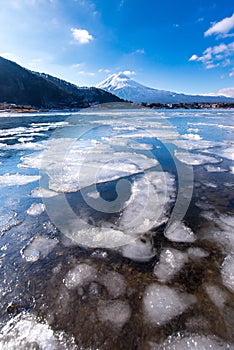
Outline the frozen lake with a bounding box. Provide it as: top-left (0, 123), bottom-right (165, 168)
top-left (0, 104), bottom-right (233, 349)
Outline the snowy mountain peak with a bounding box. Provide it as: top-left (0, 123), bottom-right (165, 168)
top-left (97, 73), bottom-right (234, 104)
top-left (97, 72), bottom-right (136, 91)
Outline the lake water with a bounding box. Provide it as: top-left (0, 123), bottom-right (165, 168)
top-left (0, 104), bottom-right (233, 349)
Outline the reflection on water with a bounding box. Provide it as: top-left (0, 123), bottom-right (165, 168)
top-left (0, 106), bottom-right (233, 349)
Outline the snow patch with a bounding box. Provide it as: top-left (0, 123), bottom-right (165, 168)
top-left (64, 263), bottom-right (97, 289)
top-left (21, 236), bottom-right (58, 262)
top-left (165, 221), bottom-right (196, 243)
top-left (97, 300), bottom-right (131, 328)
top-left (0, 174), bottom-right (41, 187)
top-left (27, 202), bottom-right (45, 216)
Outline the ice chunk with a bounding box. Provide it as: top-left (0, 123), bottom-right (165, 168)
top-left (0, 174), bottom-right (41, 187)
top-left (153, 248), bottom-right (188, 282)
top-left (174, 150), bottom-right (221, 166)
top-left (214, 146), bottom-right (234, 161)
top-left (221, 255), bottom-right (234, 293)
top-left (0, 313), bottom-right (77, 350)
top-left (143, 284), bottom-right (196, 326)
top-left (31, 187), bottom-right (59, 198)
top-left (172, 139), bottom-right (220, 151)
top-left (204, 165), bottom-right (228, 173)
top-left (187, 247), bottom-right (209, 259)
top-left (182, 133), bottom-right (202, 141)
top-left (118, 171), bottom-right (175, 235)
top-left (0, 211), bottom-right (20, 234)
top-left (100, 271), bottom-right (126, 298)
top-left (64, 263), bottom-right (97, 289)
top-left (27, 202), bottom-right (45, 216)
top-left (152, 334), bottom-right (232, 349)
top-left (121, 236), bottom-right (156, 262)
top-left (21, 236), bottom-right (58, 262)
top-left (97, 300), bottom-right (131, 328)
top-left (205, 284), bottom-right (227, 309)
top-left (165, 221), bottom-right (196, 243)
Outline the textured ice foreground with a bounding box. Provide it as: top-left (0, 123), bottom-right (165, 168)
top-left (0, 313), bottom-right (77, 350)
top-left (143, 284), bottom-right (196, 325)
top-left (0, 174), bottom-right (41, 187)
top-left (174, 150), bottom-right (221, 166)
top-left (21, 236), bottom-right (58, 262)
top-left (99, 271), bottom-right (126, 298)
top-left (151, 334), bottom-right (232, 349)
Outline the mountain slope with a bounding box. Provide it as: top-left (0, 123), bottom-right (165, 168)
top-left (97, 73), bottom-right (234, 104)
top-left (0, 57), bottom-right (121, 108)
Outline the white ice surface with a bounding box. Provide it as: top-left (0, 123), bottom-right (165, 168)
top-left (143, 284), bottom-right (196, 326)
top-left (174, 150), bottom-right (221, 166)
top-left (0, 174), bottom-right (41, 187)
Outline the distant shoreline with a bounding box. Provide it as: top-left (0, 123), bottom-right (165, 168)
top-left (0, 101), bottom-right (234, 113)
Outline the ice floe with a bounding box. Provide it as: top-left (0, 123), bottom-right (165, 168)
top-left (182, 133), bottom-right (202, 141)
top-left (164, 221), bottom-right (196, 243)
top-left (153, 248), bottom-right (188, 282)
top-left (64, 263), bottom-right (97, 289)
top-left (30, 187), bottom-right (59, 198)
top-left (174, 150), bottom-right (221, 166)
top-left (0, 174), bottom-right (41, 187)
top-left (121, 236), bottom-right (156, 262)
top-left (0, 211), bottom-right (20, 234)
top-left (21, 236), bottom-right (58, 262)
top-left (118, 171), bottom-right (175, 235)
top-left (97, 300), bottom-right (131, 328)
top-left (151, 334), bottom-right (232, 349)
top-left (143, 284), bottom-right (196, 326)
top-left (213, 145), bottom-right (234, 161)
top-left (0, 313), bottom-right (77, 350)
top-left (99, 271), bottom-right (126, 298)
top-left (221, 255), bottom-right (234, 293)
top-left (27, 202), bottom-right (45, 216)
top-left (204, 165), bottom-right (228, 173)
top-left (205, 284), bottom-right (228, 309)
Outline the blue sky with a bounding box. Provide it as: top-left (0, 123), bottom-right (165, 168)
top-left (0, 0), bottom-right (234, 96)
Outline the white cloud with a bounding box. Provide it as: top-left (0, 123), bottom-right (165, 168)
top-left (229, 68), bottom-right (234, 77)
top-left (71, 28), bottom-right (93, 44)
top-left (205, 13), bottom-right (234, 37)
top-left (189, 54), bottom-right (199, 61)
top-left (98, 68), bottom-right (111, 73)
top-left (210, 87), bottom-right (234, 98)
top-left (135, 49), bottom-right (145, 54)
top-left (122, 70), bottom-right (136, 76)
top-left (189, 42), bottom-right (234, 69)
top-left (78, 70), bottom-right (95, 76)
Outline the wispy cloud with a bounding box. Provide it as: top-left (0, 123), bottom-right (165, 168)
top-left (229, 68), bottom-right (234, 77)
top-left (205, 13), bottom-right (234, 37)
top-left (189, 42), bottom-right (234, 69)
top-left (71, 28), bottom-right (93, 44)
top-left (122, 70), bottom-right (136, 76)
top-left (98, 68), bottom-right (111, 73)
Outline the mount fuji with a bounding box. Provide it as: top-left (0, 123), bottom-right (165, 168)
top-left (97, 73), bottom-right (234, 104)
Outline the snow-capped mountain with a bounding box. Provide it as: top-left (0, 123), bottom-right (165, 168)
top-left (97, 73), bottom-right (234, 104)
